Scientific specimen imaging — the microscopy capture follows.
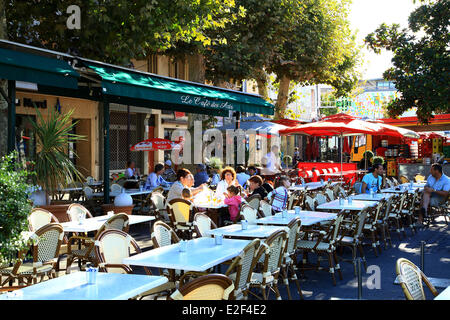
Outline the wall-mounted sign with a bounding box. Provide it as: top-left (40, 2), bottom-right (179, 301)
top-left (21, 98), bottom-right (48, 109)
top-left (180, 95), bottom-right (234, 111)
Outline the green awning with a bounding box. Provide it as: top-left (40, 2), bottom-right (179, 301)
top-left (0, 48), bottom-right (79, 89)
top-left (85, 63), bottom-right (274, 116)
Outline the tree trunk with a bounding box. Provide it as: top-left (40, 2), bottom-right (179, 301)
top-left (0, 0), bottom-right (8, 157)
top-left (274, 74), bottom-right (291, 120)
top-left (255, 69), bottom-right (269, 101)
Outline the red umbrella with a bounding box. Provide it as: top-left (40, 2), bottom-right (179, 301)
top-left (130, 137), bottom-right (183, 151)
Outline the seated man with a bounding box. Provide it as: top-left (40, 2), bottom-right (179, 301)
top-left (419, 163), bottom-right (450, 223)
top-left (194, 164), bottom-right (209, 187)
top-left (145, 163), bottom-right (171, 190)
top-left (361, 164), bottom-right (383, 194)
top-left (236, 165), bottom-right (250, 188)
top-left (247, 165), bottom-right (258, 177)
top-left (161, 160), bottom-right (177, 182)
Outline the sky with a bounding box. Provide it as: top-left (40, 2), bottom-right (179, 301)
top-left (349, 0), bottom-right (421, 80)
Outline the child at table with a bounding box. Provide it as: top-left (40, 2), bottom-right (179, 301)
top-left (267, 176), bottom-right (290, 213)
top-left (182, 188), bottom-right (193, 202)
top-left (223, 185), bottom-right (242, 222)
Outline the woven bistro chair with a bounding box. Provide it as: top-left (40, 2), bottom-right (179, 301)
top-left (0, 223), bottom-right (64, 286)
top-left (387, 191), bottom-right (409, 240)
top-left (28, 208), bottom-right (59, 232)
top-left (247, 229), bottom-right (288, 300)
top-left (110, 183), bottom-right (123, 193)
top-left (337, 208), bottom-right (369, 274)
top-left (93, 229), bottom-right (172, 299)
top-left (246, 194), bottom-right (261, 211)
top-left (391, 177), bottom-right (400, 186)
top-left (399, 175), bottom-right (410, 184)
top-left (239, 204), bottom-right (259, 224)
top-left (67, 203), bottom-right (94, 224)
top-left (150, 191), bottom-right (169, 222)
top-left (297, 212), bottom-right (344, 286)
top-left (314, 193), bottom-right (328, 206)
top-left (193, 212), bottom-right (218, 238)
top-left (224, 239), bottom-right (261, 300)
top-left (376, 195), bottom-right (395, 249)
top-left (427, 194), bottom-right (450, 225)
top-left (401, 188), bottom-right (420, 234)
top-left (324, 188), bottom-right (335, 202)
top-left (280, 218), bottom-right (304, 300)
top-left (395, 258), bottom-right (438, 300)
top-left (166, 198), bottom-right (196, 240)
top-left (362, 199), bottom-right (386, 257)
top-left (169, 274), bottom-right (235, 300)
top-left (304, 195), bottom-right (317, 211)
top-left (65, 213), bottom-right (129, 274)
top-left (151, 221), bottom-right (182, 285)
top-left (259, 200), bottom-right (273, 217)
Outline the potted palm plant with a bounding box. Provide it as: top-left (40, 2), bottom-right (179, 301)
top-left (28, 107), bottom-right (85, 220)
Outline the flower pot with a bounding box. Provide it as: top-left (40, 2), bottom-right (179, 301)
top-left (101, 204), bottom-right (135, 215)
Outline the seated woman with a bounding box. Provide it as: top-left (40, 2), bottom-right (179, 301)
top-left (167, 168), bottom-right (206, 202)
top-left (215, 167), bottom-right (240, 201)
top-left (145, 163), bottom-right (171, 190)
top-left (246, 175), bottom-right (268, 200)
top-left (267, 176), bottom-right (290, 213)
top-left (125, 161), bottom-right (139, 179)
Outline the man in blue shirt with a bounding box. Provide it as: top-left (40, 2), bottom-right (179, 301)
top-left (145, 163), bottom-right (171, 190)
top-left (361, 164), bottom-right (384, 194)
top-left (236, 166), bottom-right (250, 188)
top-left (194, 164), bottom-right (209, 187)
top-left (419, 163), bottom-right (450, 223)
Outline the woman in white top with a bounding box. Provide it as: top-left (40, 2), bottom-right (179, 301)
top-left (125, 161), bottom-right (139, 179)
top-left (166, 168), bottom-right (205, 202)
top-left (215, 167), bottom-right (239, 201)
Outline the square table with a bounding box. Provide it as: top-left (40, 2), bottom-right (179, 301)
top-left (0, 272), bottom-right (168, 300)
top-left (351, 193), bottom-right (394, 201)
top-left (123, 237), bottom-right (250, 272)
top-left (380, 187), bottom-right (422, 194)
top-left (316, 199), bottom-right (377, 211)
top-left (205, 224), bottom-right (289, 240)
top-left (60, 214), bottom-right (155, 233)
top-left (434, 286), bottom-right (450, 300)
top-left (256, 210), bottom-right (337, 227)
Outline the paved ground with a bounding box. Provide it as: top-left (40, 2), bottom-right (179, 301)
top-left (61, 215), bottom-right (449, 300)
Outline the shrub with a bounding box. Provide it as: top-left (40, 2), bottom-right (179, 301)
top-left (0, 152), bottom-right (33, 266)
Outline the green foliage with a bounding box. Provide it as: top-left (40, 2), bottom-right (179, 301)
top-left (0, 151), bottom-right (32, 265)
top-left (365, 0), bottom-right (449, 123)
top-left (283, 155), bottom-right (293, 166)
top-left (208, 157), bottom-right (223, 171)
top-left (6, 0), bottom-right (238, 64)
top-left (29, 107), bottom-right (85, 198)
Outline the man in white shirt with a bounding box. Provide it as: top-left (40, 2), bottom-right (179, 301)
top-left (125, 161), bottom-right (138, 179)
top-left (262, 145), bottom-right (282, 176)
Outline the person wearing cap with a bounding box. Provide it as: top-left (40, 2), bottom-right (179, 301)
top-left (161, 159), bottom-right (176, 182)
top-left (194, 164), bottom-right (209, 188)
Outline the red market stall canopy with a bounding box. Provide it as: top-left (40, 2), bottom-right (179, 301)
top-left (130, 138), bottom-right (183, 151)
top-left (382, 114), bottom-right (450, 132)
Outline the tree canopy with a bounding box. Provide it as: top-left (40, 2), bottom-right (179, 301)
top-left (365, 0), bottom-right (449, 123)
top-left (5, 0), bottom-right (238, 64)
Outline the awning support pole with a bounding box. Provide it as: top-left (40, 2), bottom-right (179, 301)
top-left (103, 97), bottom-right (110, 204)
top-left (7, 80), bottom-right (16, 154)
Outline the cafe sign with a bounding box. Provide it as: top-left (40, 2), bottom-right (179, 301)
top-left (180, 95), bottom-right (234, 111)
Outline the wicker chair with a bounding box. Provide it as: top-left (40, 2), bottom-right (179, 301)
top-left (427, 194), bottom-right (450, 225)
top-left (376, 195), bottom-right (396, 249)
top-left (280, 218), bottom-right (304, 300)
top-left (304, 195), bottom-right (317, 211)
top-left (362, 199), bottom-right (387, 257)
top-left (297, 212), bottom-right (344, 286)
top-left (28, 208), bottom-right (59, 232)
top-left (314, 193), bottom-right (328, 206)
top-left (166, 198), bottom-right (196, 239)
top-left (225, 239), bottom-right (261, 300)
top-left (387, 191), bottom-right (409, 239)
top-left (170, 274), bottom-right (235, 300)
top-left (337, 208), bottom-right (369, 274)
top-left (246, 194), bottom-right (261, 211)
top-left (395, 258), bottom-right (438, 300)
top-left (239, 204), bottom-right (259, 224)
top-left (401, 188), bottom-right (420, 234)
top-left (391, 177), bottom-right (400, 186)
top-left (67, 203), bottom-right (94, 223)
top-left (247, 230), bottom-right (288, 300)
top-left (150, 192), bottom-right (169, 222)
top-left (110, 183), bottom-right (123, 193)
top-left (65, 213), bottom-right (129, 274)
top-left (0, 223), bottom-right (64, 286)
top-left (324, 188), bottom-right (335, 202)
top-left (193, 212), bottom-right (217, 238)
top-left (151, 221), bottom-right (182, 284)
top-left (259, 200), bottom-right (273, 217)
